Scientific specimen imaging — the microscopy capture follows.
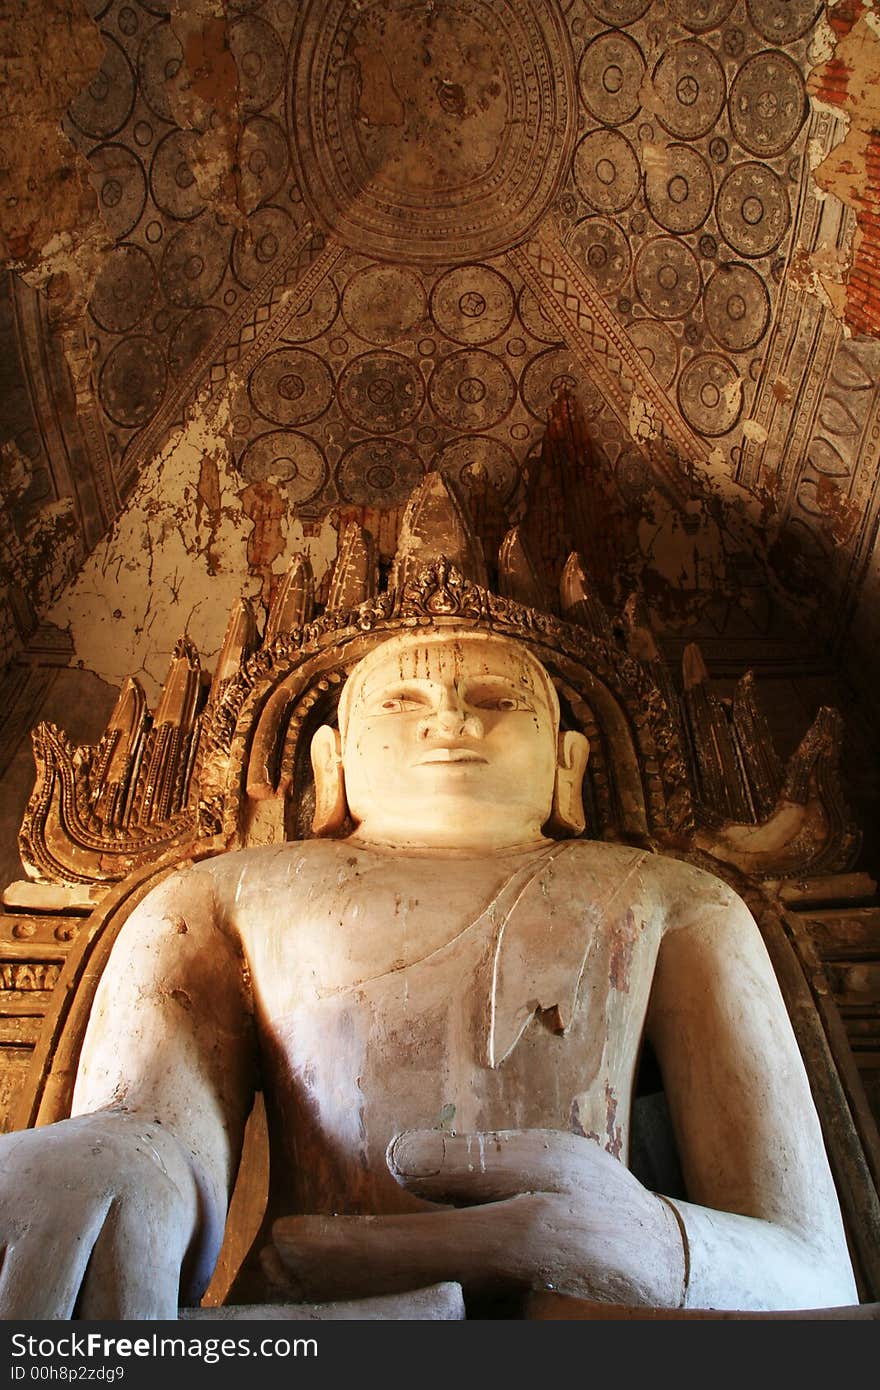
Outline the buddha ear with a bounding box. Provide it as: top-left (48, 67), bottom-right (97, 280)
top-left (310, 724), bottom-right (348, 836)
top-left (548, 730), bottom-right (590, 837)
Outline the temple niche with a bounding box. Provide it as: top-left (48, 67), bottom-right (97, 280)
top-left (0, 0), bottom-right (879, 1317)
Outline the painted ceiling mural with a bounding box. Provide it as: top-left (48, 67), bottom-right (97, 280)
top-left (1, 0), bottom-right (879, 703)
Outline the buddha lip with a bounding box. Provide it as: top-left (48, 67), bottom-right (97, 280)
top-left (416, 747), bottom-right (487, 764)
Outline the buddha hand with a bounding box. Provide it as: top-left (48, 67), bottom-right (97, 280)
top-left (271, 1127), bottom-right (687, 1308)
top-left (0, 1108), bottom-right (201, 1318)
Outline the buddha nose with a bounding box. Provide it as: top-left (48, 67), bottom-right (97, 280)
top-left (418, 685), bottom-right (483, 740)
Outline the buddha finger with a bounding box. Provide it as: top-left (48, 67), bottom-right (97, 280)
top-left (272, 1197), bottom-right (551, 1300)
top-left (386, 1126), bottom-right (619, 1202)
top-left (0, 1204), bottom-right (112, 1319)
top-left (76, 1196), bottom-right (191, 1319)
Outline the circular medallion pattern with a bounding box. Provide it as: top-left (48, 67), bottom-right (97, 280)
top-left (430, 265), bottom-right (516, 346)
top-left (578, 31), bottom-right (645, 127)
top-left (138, 22), bottom-right (183, 125)
top-left (337, 438), bottom-right (424, 507)
top-left (229, 14), bottom-right (285, 113)
top-left (729, 52), bottom-right (807, 158)
top-left (717, 162), bottom-right (790, 258)
top-left (98, 335), bottom-right (167, 429)
top-left (342, 265), bottom-right (427, 345)
top-left (69, 33), bottom-right (135, 140)
top-left (677, 353), bottom-right (743, 436)
top-left (87, 143), bottom-right (146, 241)
top-left (615, 446), bottom-right (652, 503)
top-left (339, 351), bottom-right (425, 433)
top-left (634, 237), bottom-right (701, 319)
top-left (586, 0), bottom-right (651, 23)
top-left (429, 350), bottom-right (517, 430)
top-left (168, 307), bottom-right (226, 378)
top-left (160, 221), bottom-right (231, 308)
top-left (565, 217), bottom-right (631, 293)
top-left (626, 319), bottom-right (679, 389)
top-left (280, 279), bottom-right (340, 343)
top-left (745, 0), bottom-right (821, 45)
top-left (667, 0), bottom-right (736, 32)
top-left (89, 244), bottom-right (156, 334)
top-left (653, 41), bottom-right (726, 140)
top-left (645, 143), bottom-right (713, 234)
top-left (249, 347), bottom-right (334, 426)
top-left (704, 262), bottom-right (770, 352)
top-left (232, 206), bottom-right (295, 289)
top-left (238, 115), bottom-right (290, 214)
top-left (239, 430), bottom-right (327, 503)
top-left (517, 287), bottom-right (563, 343)
top-left (521, 346), bottom-right (586, 420)
top-left (436, 435), bottom-right (519, 503)
top-left (574, 130), bottom-right (641, 214)
top-left (289, 0), bottom-right (576, 262)
top-left (150, 129), bottom-right (205, 221)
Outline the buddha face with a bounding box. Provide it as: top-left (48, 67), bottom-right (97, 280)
top-left (331, 631), bottom-right (567, 851)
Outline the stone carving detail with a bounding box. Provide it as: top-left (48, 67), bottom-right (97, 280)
top-left (745, 0), bottom-right (821, 46)
top-left (653, 41), bottom-right (727, 140)
top-left (19, 473), bottom-right (858, 888)
top-left (716, 161), bottom-right (791, 258)
top-left (337, 440), bottom-right (424, 509)
top-left (429, 266), bottom-right (516, 347)
top-left (564, 218), bottom-right (632, 294)
top-left (0, 964), bottom-right (61, 993)
top-left (728, 50), bottom-right (807, 158)
top-left (248, 349), bottom-right (334, 428)
top-left (338, 351), bottom-right (426, 434)
top-left (703, 262), bottom-right (770, 352)
top-left (578, 30), bottom-right (645, 126)
top-left (678, 353), bottom-right (744, 437)
top-left (341, 267), bottom-right (427, 347)
top-left (428, 350), bottom-right (517, 431)
top-left (19, 640), bottom-right (204, 886)
top-left (573, 130), bottom-right (641, 214)
top-left (634, 237), bottom-right (702, 320)
top-left (287, 0), bottom-right (576, 262)
top-left (644, 144), bottom-right (714, 236)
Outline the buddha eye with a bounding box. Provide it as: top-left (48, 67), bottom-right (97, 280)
top-left (472, 692), bottom-right (528, 711)
top-left (376, 693), bottom-right (427, 713)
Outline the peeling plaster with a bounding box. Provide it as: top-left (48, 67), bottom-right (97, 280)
top-left (628, 392), bottom-right (660, 443)
top-left (0, 2), bottom-right (108, 324)
top-left (166, 0), bottom-right (249, 229)
top-left (741, 419), bottom-right (769, 446)
top-left (808, 5), bottom-right (880, 336)
top-left (48, 397), bottom-right (338, 702)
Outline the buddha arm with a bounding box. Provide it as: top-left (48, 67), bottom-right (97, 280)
top-left (70, 863), bottom-right (257, 1303)
top-left (646, 864), bottom-right (858, 1310)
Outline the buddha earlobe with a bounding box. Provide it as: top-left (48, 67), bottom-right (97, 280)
top-left (310, 725), bottom-right (348, 836)
top-left (548, 730), bottom-right (589, 837)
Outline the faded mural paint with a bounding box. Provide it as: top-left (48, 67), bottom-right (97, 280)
top-left (48, 396), bottom-right (338, 702)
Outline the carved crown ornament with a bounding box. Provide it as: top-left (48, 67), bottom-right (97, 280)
top-left (18, 472), bottom-right (860, 891)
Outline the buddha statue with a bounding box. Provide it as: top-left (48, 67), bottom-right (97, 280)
top-left (0, 624), bottom-right (858, 1318)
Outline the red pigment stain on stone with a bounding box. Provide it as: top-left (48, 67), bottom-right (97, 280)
top-left (609, 907), bottom-right (636, 992)
top-left (604, 1082), bottom-right (623, 1159)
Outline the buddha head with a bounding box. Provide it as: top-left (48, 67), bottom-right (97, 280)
top-left (310, 629), bottom-right (589, 851)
